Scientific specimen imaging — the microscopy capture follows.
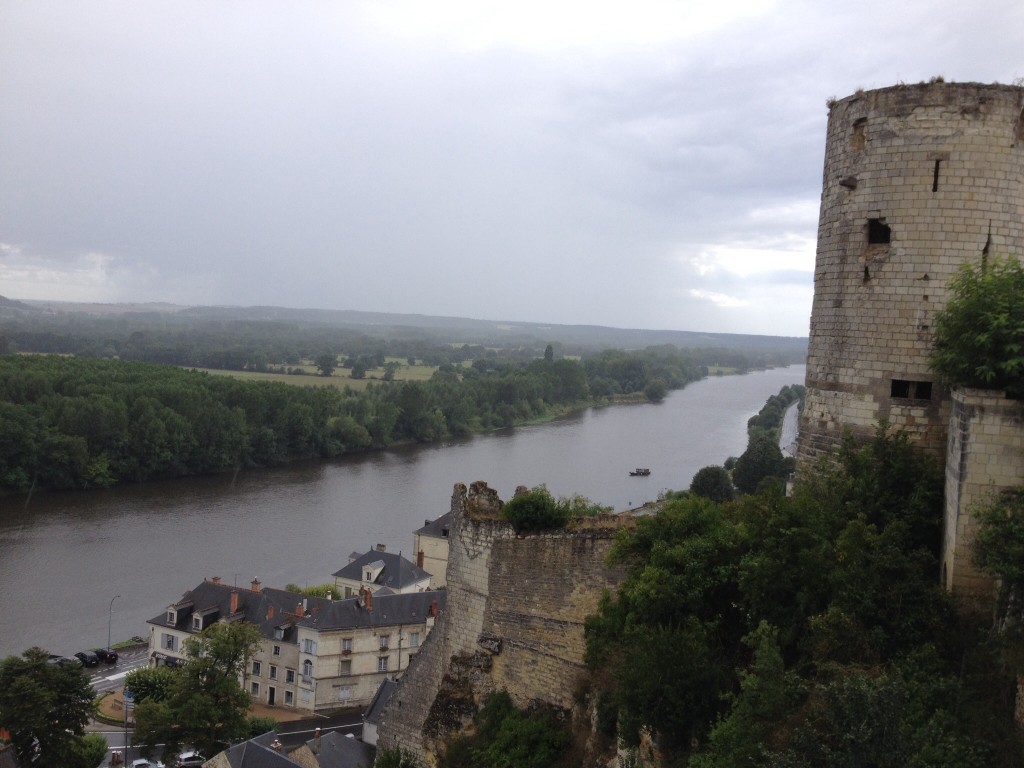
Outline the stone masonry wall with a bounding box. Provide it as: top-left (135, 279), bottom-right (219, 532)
top-left (799, 82), bottom-right (1024, 465)
top-left (943, 388), bottom-right (1024, 606)
top-left (376, 481), bottom-right (628, 765)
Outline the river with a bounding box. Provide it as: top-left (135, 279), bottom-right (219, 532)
top-left (0, 365), bottom-right (804, 659)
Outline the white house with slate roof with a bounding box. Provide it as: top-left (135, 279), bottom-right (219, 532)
top-left (332, 545), bottom-right (431, 598)
top-left (147, 576), bottom-right (444, 714)
top-left (295, 587), bottom-right (442, 711)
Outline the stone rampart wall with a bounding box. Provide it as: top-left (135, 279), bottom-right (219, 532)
top-left (376, 481), bottom-right (627, 765)
top-left (943, 388), bottom-right (1024, 605)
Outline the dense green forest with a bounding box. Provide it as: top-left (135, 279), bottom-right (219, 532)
top-left (0, 347), bottom-right (703, 493)
top-left (583, 428), bottom-right (1022, 767)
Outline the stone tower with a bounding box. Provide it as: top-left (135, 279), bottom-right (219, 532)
top-left (799, 81), bottom-right (1024, 464)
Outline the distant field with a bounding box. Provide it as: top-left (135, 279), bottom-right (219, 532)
top-left (188, 361), bottom-right (439, 391)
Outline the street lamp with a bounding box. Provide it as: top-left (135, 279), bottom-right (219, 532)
top-left (108, 594), bottom-right (120, 650)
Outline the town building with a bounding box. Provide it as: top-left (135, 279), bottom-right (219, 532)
top-left (296, 587), bottom-right (442, 711)
top-left (332, 545), bottom-right (431, 597)
top-left (204, 728), bottom-right (374, 768)
top-left (147, 576), bottom-right (445, 713)
top-left (413, 512), bottom-right (451, 587)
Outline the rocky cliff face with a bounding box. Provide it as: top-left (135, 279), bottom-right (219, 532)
top-left (376, 481), bottom-right (629, 765)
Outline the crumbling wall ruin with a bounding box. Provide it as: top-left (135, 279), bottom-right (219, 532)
top-left (376, 481), bottom-right (628, 765)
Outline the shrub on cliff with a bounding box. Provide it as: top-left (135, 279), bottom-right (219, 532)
top-left (440, 691), bottom-right (569, 768)
top-left (931, 256), bottom-right (1024, 397)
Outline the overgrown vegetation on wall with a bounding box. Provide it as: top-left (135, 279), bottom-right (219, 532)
top-left (930, 255), bottom-right (1024, 397)
top-left (584, 428), bottom-right (1022, 766)
top-left (972, 488), bottom-right (1024, 677)
top-left (501, 485), bottom-right (611, 533)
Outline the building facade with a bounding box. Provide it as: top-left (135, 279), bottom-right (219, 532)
top-left (147, 577), bottom-right (445, 713)
top-left (332, 546), bottom-right (431, 598)
top-left (413, 512), bottom-right (451, 588)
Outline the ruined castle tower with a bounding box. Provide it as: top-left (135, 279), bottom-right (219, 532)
top-left (799, 81), bottom-right (1024, 462)
top-left (799, 82), bottom-right (1024, 601)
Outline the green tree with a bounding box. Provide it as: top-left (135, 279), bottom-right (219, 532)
top-left (584, 428), bottom-right (996, 765)
top-left (0, 648), bottom-right (96, 768)
top-left (124, 665), bottom-right (177, 704)
top-left (247, 715), bottom-right (278, 737)
top-left (643, 377), bottom-right (668, 402)
top-left (732, 432), bottom-right (788, 494)
top-left (690, 465), bottom-right (735, 502)
top-left (350, 357), bottom-right (368, 379)
top-left (73, 733), bottom-right (109, 768)
top-left (314, 353), bottom-right (337, 377)
top-left (930, 256), bottom-right (1024, 397)
top-left (691, 622), bottom-right (806, 768)
top-left (135, 621), bottom-right (263, 760)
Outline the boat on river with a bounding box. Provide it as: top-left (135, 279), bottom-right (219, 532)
top-left (629, 468), bottom-right (651, 476)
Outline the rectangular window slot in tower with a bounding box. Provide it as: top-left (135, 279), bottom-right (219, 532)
top-left (891, 379), bottom-right (932, 400)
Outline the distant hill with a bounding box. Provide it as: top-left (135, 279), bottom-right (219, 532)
top-left (13, 299), bottom-right (807, 358)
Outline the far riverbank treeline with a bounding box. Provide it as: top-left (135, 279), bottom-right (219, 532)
top-left (0, 348), bottom-right (703, 493)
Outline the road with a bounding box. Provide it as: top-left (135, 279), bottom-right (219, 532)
top-left (87, 645), bottom-right (150, 695)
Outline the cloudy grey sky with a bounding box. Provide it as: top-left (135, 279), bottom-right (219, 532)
top-left (2, 1), bottom-right (1021, 337)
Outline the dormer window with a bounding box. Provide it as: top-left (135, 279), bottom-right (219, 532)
top-left (365, 571), bottom-right (372, 581)
top-left (192, 615), bottom-right (202, 631)
top-left (166, 609), bottom-right (176, 625)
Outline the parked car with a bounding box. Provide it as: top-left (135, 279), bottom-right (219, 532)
top-left (93, 647), bottom-right (119, 663)
top-left (47, 654), bottom-right (82, 667)
top-left (131, 760), bottom-right (165, 768)
top-left (174, 751), bottom-right (205, 767)
top-left (74, 650), bottom-right (99, 666)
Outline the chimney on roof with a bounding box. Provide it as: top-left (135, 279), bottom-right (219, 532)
top-left (429, 598), bottom-right (438, 617)
top-left (417, 550), bottom-right (425, 568)
top-left (211, 576), bottom-right (221, 584)
top-left (267, 606), bottom-right (275, 620)
top-left (230, 590), bottom-right (240, 614)
top-left (365, 589), bottom-right (373, 613)
top-left (251, 578), bottom-right (261, 593)
top-left (376, 543), bottom-right (386, 552)
top-left (271, 738), bottom-right (283, 751)
top-left (314, 727), bottom-right (321, 753)
top-left (424, 519), bottom-right (431, 526)
top-left (296, 601), bottom-right (304, 616)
